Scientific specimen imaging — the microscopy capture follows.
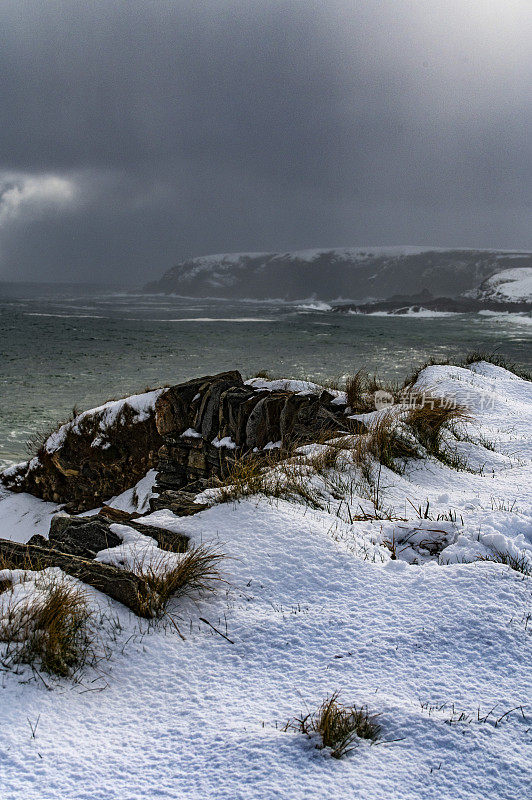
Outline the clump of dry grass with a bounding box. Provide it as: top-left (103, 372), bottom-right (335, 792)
top-left (304, 438), bottom-right (352, 476)
top-left (137, 545), bottom-right (224, 618)
top-left (0, 576), bottom-right (95, 677)
top-left (286, 692), bottom-right (381, 758)
top-left (276, 460), bottom-right (325, 509)
top-left (215, 452), bottom-right (324, 509)
top-left (345, 370), bottom-right (400, 412)
top-left (353, 413), bottom-right (418, 474)
top-left (406, 396), bottom-right (469, 457)
top-left (216, 455), bottom-right (266, 504)
top-left (346, 370), bottom-right (375, 412)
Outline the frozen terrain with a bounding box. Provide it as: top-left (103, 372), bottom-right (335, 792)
top-left (144, 247), bottom-right (532, 301)
top-left (0, 362), bottom-right (531, 800)
top-left (472, 267), bottom-right (532, 304)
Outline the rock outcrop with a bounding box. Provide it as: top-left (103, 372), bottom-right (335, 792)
top-left (1, 372), bottom-right (359, 517)
top-left (28, 512), bottom-right (189, 557)
top-left (150, 371), bottom-right (359, 513)
top-left (2, 390), bottom-right (165, 512)
top-left (0, 537), bottom-right (153, 617)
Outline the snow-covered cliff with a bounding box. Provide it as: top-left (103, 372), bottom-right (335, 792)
top-left (471, 267), bottom-right (532, 304)
top-left (144, 247), bottom-right (532, 301)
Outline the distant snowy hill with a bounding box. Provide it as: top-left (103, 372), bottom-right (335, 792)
top-left (470, 267), bottom-right (532, 304)
top-left (144, 247), bottom-right (532, 301)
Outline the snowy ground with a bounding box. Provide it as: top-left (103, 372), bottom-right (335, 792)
top-left (0, 362), bottom-right (530, 800)
top-left (474, 267), bottom-right (532, 303)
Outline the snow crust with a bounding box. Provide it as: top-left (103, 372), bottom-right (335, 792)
top-left (107, 469), bottom-right (158, 515)
top-left (0, 362), bottom-right (531, 799)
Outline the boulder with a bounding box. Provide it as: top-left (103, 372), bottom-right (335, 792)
top-left (155, 371), bottom-right (243, 438)
top-left (218, 386), bottom-right (258, 442)
top-left (194, 373), bottom-right (245, 440)
top-left (150, 489), bottom-right (210, 516)
top-left (1, 389), bottom-right (165, 512)
top-left (46, 515), bottom-right (121, 559)
top-left (245, 393), bottom-right (287, 449)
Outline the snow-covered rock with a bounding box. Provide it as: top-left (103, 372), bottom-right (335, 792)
top-left (471, 266), bottom-right (532, 304)
top-left (1, 389), bottom-right (166, 510)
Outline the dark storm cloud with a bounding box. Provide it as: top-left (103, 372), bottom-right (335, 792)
top-left (0, 0), bottom-right (530, 283)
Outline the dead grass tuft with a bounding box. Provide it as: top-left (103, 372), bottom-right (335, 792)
top-left (137, 545), bottom-right (224, 618)
top-left (406, 396), bottom-right (469, 457)
top-left (345, 370), bottom-right (400, 412)
top-left (217, 456), bottom-right (268, 504)
top-left (286, 692), bottom-right (381, 758)
top-left (353, 413), bottom-right (418, 474)
top-left (0, 576), bottom-right (95, 677)
top-left (215, 452), bottom-right (324, 509)
top-left (305, 439), bottom-right (352, 476)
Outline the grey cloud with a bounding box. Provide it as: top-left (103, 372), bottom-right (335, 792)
top-left (0, 0), bottom-right (530, 283)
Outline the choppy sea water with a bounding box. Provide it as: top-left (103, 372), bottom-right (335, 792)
top-left (1, 283), bottom-right (530, 468)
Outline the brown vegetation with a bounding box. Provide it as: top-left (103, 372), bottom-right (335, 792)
top-left (0, 576), bottom-right (95, 677)
top-left (285, 692), bottom-right (381, 758)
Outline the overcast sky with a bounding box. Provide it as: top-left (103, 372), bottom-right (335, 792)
top-left (0, 0), bottom-right (530, 284)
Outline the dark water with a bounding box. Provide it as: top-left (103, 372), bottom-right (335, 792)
top-left (0, 284), bottom-right (530, 468)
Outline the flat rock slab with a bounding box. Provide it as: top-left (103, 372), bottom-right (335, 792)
top-left (30, 513), bottom-right (190, 557)
top-left (0, 538), bottom-right (152, 617)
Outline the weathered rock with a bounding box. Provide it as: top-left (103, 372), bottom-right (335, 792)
top-left (0, 538), bottom-right (152, 617)
top-left (98, 516), bottom-right (188, 551)
top-left (151, 372), bottom-right (358, 504)
top-left (150, 489), bottom-right (210, 516)
top-left (98, 505), bottom-right (141, 522)
top-left (1, 390), bottom-right (165, 511)
top-left (195, 373), bottom-right (245, 440)
top-left (155, 371), bottom-right (243, 438)
top-left (2, 369), bottom-right (358, 521)
top-left (45, 515), bottom-right (122, 559)
top-left (218, 386), bottom-right (258, 443)
top-left (42, 513), bottom-right (189, 556)
top-left (155, 435), bottom-right (239, 493)
top-left (231, 390), bottom-right (271, 446)
top-left (245, 393), bottom-right (287, 449)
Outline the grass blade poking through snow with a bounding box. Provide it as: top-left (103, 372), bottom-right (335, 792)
top-left (286, 692), bottom-right (381, 758)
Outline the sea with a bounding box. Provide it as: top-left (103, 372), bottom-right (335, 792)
top-left (1, 282), bottom-right (530, 469)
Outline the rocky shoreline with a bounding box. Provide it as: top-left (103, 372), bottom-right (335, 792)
top-left (2, 371), bottom-right (358, 515)
top-left (0, 370), bottom-right (362, 614)
top-left (332, 291), bottom-right (532, 315)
